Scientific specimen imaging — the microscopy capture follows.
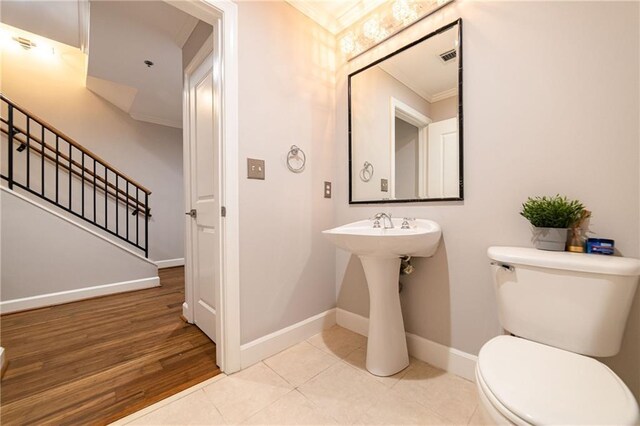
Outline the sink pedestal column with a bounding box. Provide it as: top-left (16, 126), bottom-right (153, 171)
top-left (359, 255), bottom-right (409, 377)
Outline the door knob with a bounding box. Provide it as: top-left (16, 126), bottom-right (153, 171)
top-left (186, 209), bottom-right (197, 218)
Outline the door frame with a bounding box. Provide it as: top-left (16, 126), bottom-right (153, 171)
top-left (388, 97), bottom-right (431, 199)
top-left (171, 0), bottom-right (240, 374)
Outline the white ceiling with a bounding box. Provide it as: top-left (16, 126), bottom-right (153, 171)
top-left (286, 0), bottom-right (386, 35)
top-left (378, 25), bottom-right (458, 102)
top-left (0, 0), bottom-right (84, 48)
top-left (87, 1), bottom-right (199, 128)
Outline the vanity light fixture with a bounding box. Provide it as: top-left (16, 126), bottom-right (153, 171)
top-left (339, 0), bottom-right (455, 60)
top-left (363, 16), bottom-right (387, 42)
top-left (392, 0), bottom-right (418, 26)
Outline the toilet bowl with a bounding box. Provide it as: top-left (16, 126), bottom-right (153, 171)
top-left (476, 336), bottom-right (639, 425)
top-left (479, 247), bottom-right (640, 425)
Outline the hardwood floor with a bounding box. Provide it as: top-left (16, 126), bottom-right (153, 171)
top-left (0, 266), bottom-right (220, 425)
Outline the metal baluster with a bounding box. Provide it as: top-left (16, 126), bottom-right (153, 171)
top-left (41, 125), bottom-right (45, 196)
top-left (126, 181), bottom-right (130, 242)
top-left (144, 191), bottom-right (149, 258)
top-left (136, 187), bottom-right (139, 247)
top-left (93, 159), bottom-right (97, 222)
top-left (115, 174), bottom-right (119, 236)
top-left (81, 152), bottom-right (85, 217)
top-left (104, 168), bottom-right (108, 229)
top-left (68, 144), bottom-right (72, 211)
top-left (7, 105), bottom-right (14, 189)
top-left (26, 116), bottom-right (30, 187)
top-left (55, 135), bottom-right (59, 203)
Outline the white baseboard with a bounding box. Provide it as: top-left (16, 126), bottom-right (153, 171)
top-left (406, 333), bottom-right (478, 382)
top-left (336, 308), bottom-right (477, 382)
top-left (240, 308), bottom-right (336, 369)
top-left (156, 258), bottom-right (185, 269)
top-left (336, 307), bottom-right (370, 336)
top-left (0, 276), bottom-right (160, 314)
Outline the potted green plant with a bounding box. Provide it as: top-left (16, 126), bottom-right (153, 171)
top-left (520, 195), bottom-right (586, 251)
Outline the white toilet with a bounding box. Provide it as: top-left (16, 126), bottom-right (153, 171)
top-left (477, 246), bottom-right (640, 425)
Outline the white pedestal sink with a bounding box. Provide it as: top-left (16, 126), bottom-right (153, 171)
top-left (323, 218), bottom-right (442, 376)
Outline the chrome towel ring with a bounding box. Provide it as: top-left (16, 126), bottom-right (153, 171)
top-left (360, 161), bottom-right (374, 182)
top-left (287, 145), bottom-right (306, 173)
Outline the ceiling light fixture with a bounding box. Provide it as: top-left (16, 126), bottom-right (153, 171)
top-left (14, 36), bottom-right (35, 50)
top-left (339, 0), bottom-right (455, 60)
top-left (9, 36), bottom-right (55, 55)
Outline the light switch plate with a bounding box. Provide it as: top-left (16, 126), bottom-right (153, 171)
top-left (381, 178), bottom-right (388, 192)
top-left (324, 181), bottom-right (332, 198)
top-left (247, 158), bottom-right (265, 180)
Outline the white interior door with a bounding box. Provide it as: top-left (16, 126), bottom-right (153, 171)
top-left (187, 53), bottom-right (219, 343)
top-left (427, 117), bottom-right (459, 198)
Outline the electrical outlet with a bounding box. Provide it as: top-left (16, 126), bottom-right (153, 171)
top-left (381, 178), bottom-right (388, 192)
top-left (324, 181), bottom-right (332, 198)
top-left (247, 158), bottom-right (265, 180)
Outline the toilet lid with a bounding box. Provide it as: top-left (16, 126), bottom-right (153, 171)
top-left (478, 336), bottom-right (639, 425)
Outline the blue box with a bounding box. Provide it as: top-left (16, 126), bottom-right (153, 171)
top-left (586, 238), bottom-right (615, 255)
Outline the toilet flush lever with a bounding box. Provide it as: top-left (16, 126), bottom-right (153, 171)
top-left (490, 261), bottom-right (514, 272)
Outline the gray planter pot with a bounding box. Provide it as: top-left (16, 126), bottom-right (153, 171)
top-left (531, 227), bottom-right (568, 251)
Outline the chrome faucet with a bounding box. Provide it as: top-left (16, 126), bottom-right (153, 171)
top-left (373, 212), bottom-right (394, 229)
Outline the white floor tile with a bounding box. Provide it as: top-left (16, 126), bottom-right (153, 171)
top-left (264, 341), bottom-right (338, 387)
top-left (297, 361), bottom-right (388, 424)
top-left (393, 359), bottom-right (478, 424)
top-left (202, 362), bottom-right (293, 424)
top-left (243, 389), bottom-right (338, 425)
top-left (127, 389), bottom-right (225, 425)
top-left (354, 386), bottom-right (450, 425)
top-left (307, 325), bottom-right (367, 359)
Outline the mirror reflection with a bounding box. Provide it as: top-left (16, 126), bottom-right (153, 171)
top-left (349, 21), bottom-right (462, 203)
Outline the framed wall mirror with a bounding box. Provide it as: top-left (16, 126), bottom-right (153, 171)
top-left (349, 19), bottom-right (463, 204)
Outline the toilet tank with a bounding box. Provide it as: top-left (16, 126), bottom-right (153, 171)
top-left (487, 247), bottom-right (640, 357)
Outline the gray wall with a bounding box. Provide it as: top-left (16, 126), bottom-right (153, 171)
top-left (351, 66), bottom-right (431, 200)
top-left (237, 1), bottom-right (336, 344)
top-left (1, 189), bottom-right (157, 301)
top-left (334, 1), bottom-right (640, 401)
top-left (0, 39), bottom-right (184, 262)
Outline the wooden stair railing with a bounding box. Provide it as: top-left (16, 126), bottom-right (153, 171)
top-left (1, 94), bottom-right (151, 257)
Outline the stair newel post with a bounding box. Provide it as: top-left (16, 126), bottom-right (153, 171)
top-left (7, 104), bottom-right (14, 189)
top-left (144, 191), bottom-right (149, 258)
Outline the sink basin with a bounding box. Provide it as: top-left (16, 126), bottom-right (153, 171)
top-left (322, 218), bottom-right (441, 258)
top-left (323, 218), bottom-right (442, 377)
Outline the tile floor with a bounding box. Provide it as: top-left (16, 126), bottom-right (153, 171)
top-left (113, 326), bottom-right (486, 425)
